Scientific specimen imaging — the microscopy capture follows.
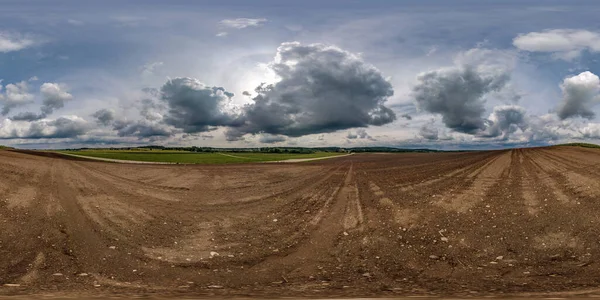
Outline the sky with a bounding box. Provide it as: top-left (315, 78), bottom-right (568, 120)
top-left (1, 0), bottom-right (600, 149)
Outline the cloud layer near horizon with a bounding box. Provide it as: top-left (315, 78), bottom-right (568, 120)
top-left (4, 40), bottom-right (600, 148)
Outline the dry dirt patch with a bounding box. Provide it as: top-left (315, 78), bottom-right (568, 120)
top-left (2, 148), bottom-right (600, 298)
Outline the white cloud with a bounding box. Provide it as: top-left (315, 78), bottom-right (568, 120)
top-left (580, 123), bottom-right (600, 139)
top-left (426, 46), bottom-right (438, 57)
top-left (1, 81), bottom-right (34, 115)
top-left (111, 15), bottom-right (147, 27)
top-left (67, 19), bottom-right (84, 26)
top-left (483, 105), bottom-right (528, 140)
top-left (219, 18), bottom-right (267, 29)
top-left (0, 115), bottom-right (89, 139)
top-left (141, 61), bottom-right (164, 77)
top-left (0, 32), bottom-right (36, 53)
top-left (215, 32), bottom-right (228, 37)
top-left (556, 71), bottom-right (600, 120)
top-left (513, 29), bottom-right (600, 60)
top-left (40, 83), bottom-right (74, 115)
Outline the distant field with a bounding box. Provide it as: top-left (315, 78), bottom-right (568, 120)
top-left (558, 142), bottom-right (600, 148)
top-left (55, 150), bottom-right (344, 164)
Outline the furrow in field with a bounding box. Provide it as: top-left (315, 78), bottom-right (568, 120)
top-left (393, 154), bottom-right (499, 192)
top-left (434, 151), bottom-right (511, 213)
top-left (521, 150), bottom-right (572, 205)
top-left (530, 150), bottom-right (600, 199)
top-left (539, 148), bottom-right (600, 175)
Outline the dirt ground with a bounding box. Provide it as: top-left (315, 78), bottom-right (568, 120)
top-left (2, 147), bottom-right (600, 298)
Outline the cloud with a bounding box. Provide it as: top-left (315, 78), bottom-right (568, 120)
top-left (347, 128), bottom-right (374, 140)
top-left (113, 119), bottom-right (173, 139)
top-left (0, 81), bottom-right (35, 115)
top-left (400, 114), bottom-right (412, 120)
top-left (357, 128), bottom-right (371, 139)
top-left (580, 123), bottom-right (600, 139)
top-left (159, 77), bottom-right (239, 133)
top-left (92, 92), bottom-right (174, 139)
top-left (258, 133), bottom-right (286, 143)
top-left (556, 71), bottom-right (600, 120)
top-left (10, 111), bottom-right (45, 121)
top-left (216, 32), bottom-right (228, 37)
top-left (513, 29), bottom-right (600, 60)
top-left (141, 61), bottom-right (164, 77)
top-left (412, 48), bottom-right (513, 134)
top-left (87, 87), bottom-right (189, 140)
top-left (226, 42), bottom-right (396, 140)
top-left (0, 116), bottom-right (89, 139)
top-left (483, 105), bottom-right (528, 139)
top-left (40, 83), bottom-right (73, 115)
top-left (419, 122), bottom-right (439, 140)
top-left (111, 15), bottom-right (146, 27)
top-left (138, 98), bottom-right (165, 122)
top-left (426, 46), bottom-right (438, 57)
top-left (524, 114), bottom-right (571, 143)
top-left (67, 19), bottom-right (84, 26)
top-left (219, 18), bottom-right (267, 29)
top-left (92, 108), bottom-right (115, 126)
top-left (0, 32), bottom-right (36, 53)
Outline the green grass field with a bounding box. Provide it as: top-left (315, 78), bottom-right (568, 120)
top-left (55, 150), bottom-right (343, 164)
top-left (558, 143), bottom-right (600, 148)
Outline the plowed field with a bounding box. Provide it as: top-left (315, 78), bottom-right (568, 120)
top-left (2, 147), bottom-right (600, 298)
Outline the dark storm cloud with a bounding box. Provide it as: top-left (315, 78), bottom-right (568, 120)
top-left (413, 66), bottom-right (509, 134)
top-left (10, 111), bottom-right (45, 121)
top-left (556, 71), bottom-right (600, 120)
top-left (258, 133), bottom-right (286, 143)
top-left (113, 119), bottom-right (173, 138)
top-left (226, 42), bottom-right (396, 140)
top-left (92, 108), bottom-right (115, 126)
top-left (159, 77), bottom-right (239, 133)
top-left (483, 105), bottom-right (528, 139)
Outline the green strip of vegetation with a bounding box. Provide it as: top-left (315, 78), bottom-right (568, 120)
top-left (557, 143), bottom-right (600, 148)
top-left (55, 150), bottom-right (343, 164)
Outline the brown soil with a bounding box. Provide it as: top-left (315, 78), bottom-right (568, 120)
top-left (2, 147), bottom-right (600, 298)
